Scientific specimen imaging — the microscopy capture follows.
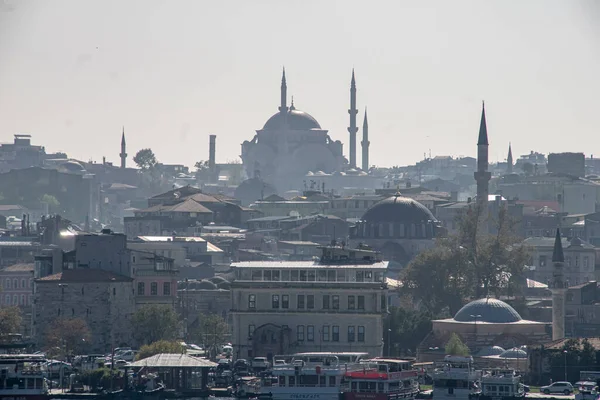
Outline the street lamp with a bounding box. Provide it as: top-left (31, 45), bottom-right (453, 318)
top-left (471, 314), bottom-right (481, 335)
top-left (387, 329), bottom-right (392, 357)
top-left (563, 350), bottom-right (568, 382)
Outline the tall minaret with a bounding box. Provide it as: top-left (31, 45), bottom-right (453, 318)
top-left (279, 67), bottom-right (288, 113)
top-left (550, 228), bottom-right (567, 340)
top-left (361, 108), bottom-right (369, 172)
top-left (506, 143), bottom-right (513, 174)
top-left (348, 69), bottom-right (358, 169)
top-left (119, 127), bottom-right (127, 169)
top-left (474, 102), bottom-right (491, 221)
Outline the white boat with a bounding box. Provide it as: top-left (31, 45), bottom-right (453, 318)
top-left (575, 382), bottom-right (600, 400)
top-left (432, 355), bottom-right (481, 400)
top-left (341, 358), bottom-right (420, 400)
top-left (261, 352), bottom-right (368, 400)
top-left (480, 368), bottom-right (524, 400)
top-left (0, 354), bottom-right (49, 400)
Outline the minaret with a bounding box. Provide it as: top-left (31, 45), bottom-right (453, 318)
top-left (550, 228), bottom-right (567, 341)
top-left (279, 67), bottom-right (287, 113)
top-left (361, 108), bottom-right (369, 172)
top-left (348, 69), bottom-right (358, 169)
top-left (474, 101), bottom-right (491, 222)
top-left (506, 143), bottom-right (513, 174)
top-left (119, 127), bottom-right (127, 169)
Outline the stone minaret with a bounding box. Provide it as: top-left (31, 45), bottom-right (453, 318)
top-left (119, 127), bottom-right (127, 169)
top-left (348, 69), bottom-right (358, 169)
top-left (474, 102), bottom-right (491, 223)
top-left (361, 108), bottom-right (369, 172)
top-left (279, 67), bottom-right (287, 113)
top-left (551, 228), bottom-right (567, 340)
top-left (507, 142), bottom-right (513, 174)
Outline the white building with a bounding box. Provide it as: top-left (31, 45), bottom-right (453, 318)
top-left (230, 246), bottom-right (388, 359)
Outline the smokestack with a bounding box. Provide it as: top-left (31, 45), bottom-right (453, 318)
top-left (209, 135), bottom-right (216, 170)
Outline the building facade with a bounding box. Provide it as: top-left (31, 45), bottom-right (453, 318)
top-left (230, 246), bottom-right (388, 359)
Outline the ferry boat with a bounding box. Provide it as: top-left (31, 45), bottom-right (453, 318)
top-left (0, 354), bottom-right (49, 400)
top-left (480, 368), bottom-right (524, 400)
top-left (575, 382), bottom-right (600, 400)
top-left (260, 352), bottom-right (368, 400)
top-left (342, 358), bottom-right (420, 400)
top-left (432, 356), bottom-right (481, 400)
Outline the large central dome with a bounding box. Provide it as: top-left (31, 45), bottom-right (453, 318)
top-left (362, 194), bottom-right (436, 224)
top-left (454, 298), bottom-right (522, 323)
top-left (263, 109), bottom-right (322, 131)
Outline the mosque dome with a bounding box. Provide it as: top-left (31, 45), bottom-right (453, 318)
top-left (454, 298), bottom-right (522, 324)
top-left (263, 109), bottom-right (322, 131)
top-left (60, 160), bottom-right (86, 174)
top-left (362, 194), bottom-right (436, 224)
top-left (476, 346), bottom-right (506, 357)
top-left (499, 347), bottom-right (527, 359)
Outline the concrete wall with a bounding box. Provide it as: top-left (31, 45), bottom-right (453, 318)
top-left (75, 234), bottom-right (131, 276)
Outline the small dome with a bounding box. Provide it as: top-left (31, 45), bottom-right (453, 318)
top-left (454, 298), bottom-right (522, 323)
top-left (208, 275), bottom-right (229, 284)
top-left (476, 346), bottom-right (505, 357)
top-left (196, 280), bottom-right (218, 290)
top-left (499, 348), bottom-right (527, 359)
top-left (60, 160), bottom-right (86, 173)
top-left (361, 194), bottom-right (436, 224)
top-left (263, 109), bottom-right (321, 131)
top-left (217, 281), bottom-right (231, 290)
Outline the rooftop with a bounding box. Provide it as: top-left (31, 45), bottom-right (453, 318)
top-left (37, 269), bottom-right (133, 283)
top-left (129, 353), bottom-right (217, 368)
top-left (1, 263), bottom-right (34, 272)
top-left (231, 260), bottom-right (388, 269)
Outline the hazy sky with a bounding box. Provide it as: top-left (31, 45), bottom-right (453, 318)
top-left (1, 0), bottom-right (599, 169)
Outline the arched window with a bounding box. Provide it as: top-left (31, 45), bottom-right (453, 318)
top-left (20, 294), bottom-right (25, 305)
top-left (5, 279), bottom-right (10, 289)
top-left (13, 295), bottom-right (18, 305)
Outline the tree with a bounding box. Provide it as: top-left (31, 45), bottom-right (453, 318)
top-left (136, 340), bottom-right (185, 361)
top-left (402, 203), bottom-right (530, 315)
top-left (189, 314), bottom-right (229, 358)
top-left (132, 305), bottom-right (180, 346)
top-left (0, 307), bottom-right (22, 337)
top-left (445, 333), bottom-right (470, 356)
top-left (45, 318), bottom-right (91, 359)
top-left (133, 149), bottom-right (157, 170)
top-left (385, 307), bottom-right (433, 357)
top-left (194, 160), bottom-right (210, 180)
top-left (40, 194), bottom-right (60, 213)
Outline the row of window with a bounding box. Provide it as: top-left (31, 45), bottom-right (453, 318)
top-left (238, 269), bottom-right (384, 283)
top-left (539, 255), bottom-right (591, 269)
top-left (137, 282), bottom-right (171, 296)
top-left (3, 278), bottom-right (31, 290)
top-left (248, 324), bottom-right (366, 343)
top-left (250, 294), bottom-right (372, 310)
top-left (1, 294), bottom-right (31, 306)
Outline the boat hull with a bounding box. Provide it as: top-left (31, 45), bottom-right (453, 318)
top-left (0, 395), bottom-right (48, 400)
top-left (344, 391), bottom-right (419, 400)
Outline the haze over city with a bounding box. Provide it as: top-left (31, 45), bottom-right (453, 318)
top-left (1, 0), bottom-right (599, 168)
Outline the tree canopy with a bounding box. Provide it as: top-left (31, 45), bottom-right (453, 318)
top-left (133, 148), bottom-right (157, 170)
top-left (401, 204), bottom-right (530, 316)
top-left (445, 333), bottom-right (470, 356)
top-left (45, 318), bottom-right (91, 359)
top-left (189, 314), bottom-right (229, 358)
top-left (136, 340), bottom-right (185, 361)
top-left (385, 306), bottom-right (432, 357)
top-left (0, 307), bottom-right (22, 338)
top-left (132, 305), bottom-right (180, 346)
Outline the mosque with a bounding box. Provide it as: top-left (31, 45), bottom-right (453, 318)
top-left (240, 69), bottom-right (369, 192)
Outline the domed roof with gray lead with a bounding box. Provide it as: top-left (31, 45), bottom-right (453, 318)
top-left (361, 193), bottom-right (436, 224)
top-left (263, 109), bottom-right (322, 131)
top-left (454, 298), bottom-right (522, 323)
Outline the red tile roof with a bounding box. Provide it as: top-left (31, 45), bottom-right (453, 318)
top-left (1, 263), bottom-right (34, 272)
top-left (36, 269), bottom-right (132, 283)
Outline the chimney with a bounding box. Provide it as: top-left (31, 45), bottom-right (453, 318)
top-left (209, 135), bottom-right (216, 170)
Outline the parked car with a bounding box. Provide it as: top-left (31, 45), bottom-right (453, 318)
top-left (251, 357), bottom-right (270, 370)
top-left (46, 361), bottom-right (72, 374)
top-left (273, 359), bottom-right (286, 366)
top-left (541, 382), bottom-right (574, 395)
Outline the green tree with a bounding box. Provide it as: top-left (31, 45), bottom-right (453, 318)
top-left (385, 307), bottom-right (433, 357)
top-left (132, 305), bottom-right (180, 346)
top-left (445, 333), bottom-right (470, 356)
top-left (45, 318), bottom-right (91, 359)
top-left (40, 194), bottom-right (60, 213)
top-left (133, 148), bottom-right (157, 170)
top-left (189, 314), bottom-right (229, 358)
top-left (136, 340), bottom-right (185, 360)
top-left (0, 307), bottom-right (22, 337)
top-left (402, 204), bottom-right (530, 315)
